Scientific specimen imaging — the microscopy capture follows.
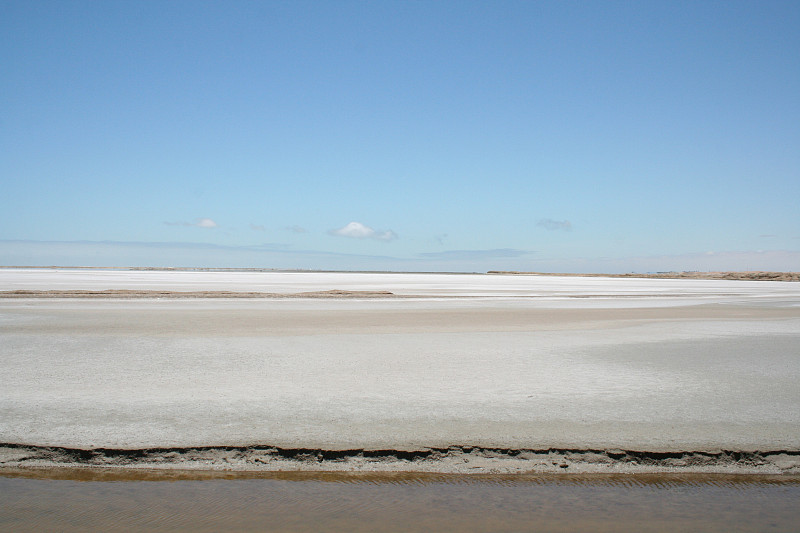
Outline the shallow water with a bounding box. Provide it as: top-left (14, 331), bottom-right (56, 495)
top-left (1, 470), bottom-right (798, 532)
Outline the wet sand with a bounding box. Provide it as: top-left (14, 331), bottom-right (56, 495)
top-left (1, 269), bottom-right (799, 473)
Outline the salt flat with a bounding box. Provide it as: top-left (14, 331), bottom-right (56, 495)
top-left (3, 267), bottom-right (800, 300)
top-left (1, 269), bottom-right (799, 460)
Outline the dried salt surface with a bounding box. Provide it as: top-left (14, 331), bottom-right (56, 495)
top-left (3, 267), bottom-right (800, 300)
top-left (1, 269), bottom-right (799, 472)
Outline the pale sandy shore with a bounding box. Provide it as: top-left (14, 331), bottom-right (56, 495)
top-left (1, 269), bottom-right (799, 473)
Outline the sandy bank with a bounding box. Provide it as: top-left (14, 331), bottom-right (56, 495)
top-left (2, 445), bottom-right (799, 475)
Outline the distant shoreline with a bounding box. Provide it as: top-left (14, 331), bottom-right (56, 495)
top-left (0, 289), bottom-right (402, 299)
top-left (1, 265), bottom-right (797, 281)
top-left (0, 265), bottom-right (476, 275)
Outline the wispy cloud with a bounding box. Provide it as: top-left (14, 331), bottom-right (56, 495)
top-left (249, 223), bottom-right (266, 232)
top-left (5, 240), bottom-right (797, 273)
top-left (0, 239), bottom-right (405, 270)
top-left (285, 225), bottom-right (307, 234)
top-left (249, 242), bottom-right (292, 250)
top-left (419, 248), bottom-right (534, 260)
top-left (329, 222), bottom-right (398, 241)
top-left (537, 219), bottom-right (572, 231)
top-left (164, 218), bottom-right (218, 228)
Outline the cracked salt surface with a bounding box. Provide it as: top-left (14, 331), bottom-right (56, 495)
top-left (3, 268), bottom-right (800, 300)
top-left (1, 270), bottom-right (799, 469)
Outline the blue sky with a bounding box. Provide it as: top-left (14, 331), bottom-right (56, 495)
top-left (2, 0), bottom-right (798, 272)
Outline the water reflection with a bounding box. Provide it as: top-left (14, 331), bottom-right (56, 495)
top-left (2, 469), bottom-right (798, 532)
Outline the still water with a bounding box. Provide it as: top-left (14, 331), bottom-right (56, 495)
top-left (1, 469), bottom-right (798, 532)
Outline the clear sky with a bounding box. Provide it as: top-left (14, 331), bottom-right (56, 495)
top-left (2, 0), bottom-right (798, 272)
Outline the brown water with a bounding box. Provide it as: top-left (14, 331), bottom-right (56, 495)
top-left (1, 469), bottom-right (798, 532)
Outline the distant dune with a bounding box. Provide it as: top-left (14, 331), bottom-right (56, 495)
top-left (488, 271), bottom-right (800, 282)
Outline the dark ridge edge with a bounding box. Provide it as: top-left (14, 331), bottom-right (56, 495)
top-left (3, 443), bottom-right (799, 464)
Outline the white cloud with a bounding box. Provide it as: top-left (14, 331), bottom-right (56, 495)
top-left (249, 223), bottom-right (266, 232)
top-left (537, 219), bottom-right (572, 231)
top-left (285, 225), bottom-right (307, 234)
top-left (195, 218), bottom-right (217, 228)
top-left (329, 222), bottom-right (397, 241)
top-left (331, 222), bottom-right (373, 238)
